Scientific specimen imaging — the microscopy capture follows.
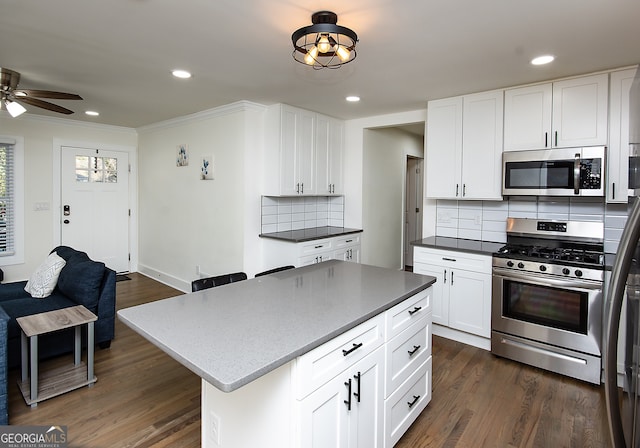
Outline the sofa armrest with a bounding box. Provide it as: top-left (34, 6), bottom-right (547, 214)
top-left (95, 268), bottom-right (116, 342)
top-left (0, 281), bottom-right (29, 303)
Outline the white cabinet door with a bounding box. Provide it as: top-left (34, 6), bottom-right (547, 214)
top-left (448, 268), bottom-right (492, 337)
top-left (413, 262), bottom-right (447, 326)
top-left (349, 348), bottom-right (385, 448)
top-left (608, 67), bottom-right (637, 203)
top-left (280, 106), bottom-right (299, 195)
top-left (315, 116), bottom-right (344, 195)
top-left (298, 374), bottom-right (350, 448)
top-left (425, 96), bottom-right (463, 198)
top-left (503, 83), bottom-right (553, 151)
top-left (461, 89), bottom-right (504, 199)
top-left (297, 108), bottom-right (316, 195)
top-left (552, 73), bottom-right (609, 148)
top-left (328, 118), bottom-right (344, 194)
top-left (315, 114), bottom-right (330, 195)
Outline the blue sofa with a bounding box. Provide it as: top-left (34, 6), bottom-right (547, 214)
top-left (0, 246), bottom-right (116, 423)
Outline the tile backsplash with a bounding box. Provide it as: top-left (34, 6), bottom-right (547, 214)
top-left (261, 196), bottom-right (345, 233)
top-left (435, 197), bottom-right (631, 253)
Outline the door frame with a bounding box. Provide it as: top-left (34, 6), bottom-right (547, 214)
top-left (52, 139), bottom-right (138, 271)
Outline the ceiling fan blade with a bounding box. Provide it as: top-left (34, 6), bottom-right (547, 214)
top-left (18, 97), bottom-right (75, 115)
top-left (16, 89), bottom-right (82, 100)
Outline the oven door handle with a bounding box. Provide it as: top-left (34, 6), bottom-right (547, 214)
top-left (493, 268), bottom-right (601, 291)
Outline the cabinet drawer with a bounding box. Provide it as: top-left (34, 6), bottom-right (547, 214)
top-left (385, 288), bottom-right (431, 340)
top-left (294, 314), bottom-right (385, 399)
top-left (414, 247), bottom-right (491, 273)
top-left (299, 239), bottom-right (332, 257)
top-left (333, 234), bottom-right (360, 248)
top-left (384, 356), bottom-right (432, 448)
top-left (385, 316), bottom-right (431, 398)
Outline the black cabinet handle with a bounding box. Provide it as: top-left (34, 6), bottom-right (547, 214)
top-left (342, 342), bottom-right (363, 356)
top-left (444, 269), bottom-right (447, 284)
top-left (451, 271), bottom-right (454, 285)
top-left (442, 257), bottom-right (456, 262)
top-left (408, 306), bottom-right (422, 316)
top-left (545, 132), bottom-right (548, 148)
top-left (296, 183), bottom-right (300, 194)
top-left (463, 184), bottom-right (466, 196)
top-left (301, 182), bottom-right (304, 194)
top-left (353, 372), bottom-right (361, 403)
top-left (456, 184), bottom-right (459, 196)
top-left (344, 379), bottom-right (352, 410)
top-left (408, 345), bottom-right (421, 357)
top-left (555, 131), bottom-right (558, 147)
top-left (407, 395), bottom-right (421, 409)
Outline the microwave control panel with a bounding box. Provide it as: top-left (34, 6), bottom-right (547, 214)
top-left (580, 159), bottom-right (601, 189)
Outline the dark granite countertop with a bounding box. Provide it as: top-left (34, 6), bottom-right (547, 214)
top-left (411, 236), bottom-right (504, 257)
top-left (259, 226), bottom-right (363, 243)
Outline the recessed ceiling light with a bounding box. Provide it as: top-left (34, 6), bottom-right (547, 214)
top-left (85, 110), bottom-right (99, 116)
top-left (346, 96), bottom-right (360, 102)
top-left (172, 69), bottom-right (192, 79)
top-left (531, 55), bottom-right (554, 66)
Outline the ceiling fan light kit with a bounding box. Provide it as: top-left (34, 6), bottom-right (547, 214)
top-left (0, 68), bottom-right (83, 117)
top-left (292, 11), bottom-right (358, 69)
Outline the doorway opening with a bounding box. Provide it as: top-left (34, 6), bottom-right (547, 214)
top-left (404, 156), bottom-right (423, 270)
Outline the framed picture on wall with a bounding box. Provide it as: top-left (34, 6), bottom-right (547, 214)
top-left (176, 144), bottom-right (188, 166)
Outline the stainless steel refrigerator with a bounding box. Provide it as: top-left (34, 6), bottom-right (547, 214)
top-left (605, 66), bottom-right (640, 447)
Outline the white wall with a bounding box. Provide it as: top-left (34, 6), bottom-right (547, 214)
top-left (136, 102), bottom-right (265, 291)
top-left (362, 128), bottom-right (423, 269)
top-left (344, 109), bottom-right (427, 268)
top-left (0, 112), bottom-right (137, 281)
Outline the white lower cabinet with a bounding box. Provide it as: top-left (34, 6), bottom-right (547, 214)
top-left (413, 246), bottom-right (491, 350)
top-left (201, 286), bottom-right (433, 448)
top-left (263, 234), bottom-right (362, 268)
top-left (298, 347), bottom-right (385, 448)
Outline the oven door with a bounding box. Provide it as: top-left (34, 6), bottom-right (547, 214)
top-left (492, 267), bottom-right (602, 356)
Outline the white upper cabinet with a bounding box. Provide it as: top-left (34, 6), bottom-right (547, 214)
top-left (315, 115), bottom-right (344, 195)
top-left (265, 104), bottom-right (344, 196)
top-left (461, 90), bottom-right (504, 200)
top-left (503, 83), bottom-right (552, 151)
top-left (426, 90), bottom-right (503, 200)
top-left (608, 67), bottom-right (638, 203)
top-left (425, 96), bottom-right (462, 199)
top-left (504, 73), bottom-right (609, 151)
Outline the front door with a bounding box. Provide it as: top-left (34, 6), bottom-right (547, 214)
top-left (61, 146), bottom-right (129, 273)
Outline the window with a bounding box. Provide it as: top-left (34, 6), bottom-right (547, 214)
top-left (74, 156), bottom-right (118, 183)
top-left (0, 136), bottom-right (24, 265)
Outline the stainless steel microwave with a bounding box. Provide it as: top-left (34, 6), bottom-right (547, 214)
top-left (502, 146), bottom-right (605, 197)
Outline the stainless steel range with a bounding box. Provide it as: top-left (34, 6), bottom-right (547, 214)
top-left (491, 218), bottom-right (604, 384)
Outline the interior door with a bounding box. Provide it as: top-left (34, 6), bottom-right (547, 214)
top-left (404, 157), bottom-right (423, 267)
top-left (61, 146), bottom-right (129, 273)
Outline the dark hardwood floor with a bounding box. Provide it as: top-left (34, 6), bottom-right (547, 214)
top-left (6, 273), bottom-right (611, 447)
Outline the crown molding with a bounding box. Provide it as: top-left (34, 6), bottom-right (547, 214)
top-left (0, 109), bottom-right (137, 135)
top-left (136, 100), bottom-right (268, 133)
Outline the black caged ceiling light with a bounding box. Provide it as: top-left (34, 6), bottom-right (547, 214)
top-left (291, 11), bottom-right (358, 69)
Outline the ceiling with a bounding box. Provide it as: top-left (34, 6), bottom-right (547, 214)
top-left (1, 0), bottom-right (639, 129)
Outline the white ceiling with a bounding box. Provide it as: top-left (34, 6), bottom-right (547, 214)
top-left (1, 0), bottom-right (639, 128)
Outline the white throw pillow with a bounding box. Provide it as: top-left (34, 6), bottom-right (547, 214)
top-left (24, 252), bottom-right (67, 298)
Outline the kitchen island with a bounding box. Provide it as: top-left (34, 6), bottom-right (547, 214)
top-left (118, 260), bottom-right (435, 447)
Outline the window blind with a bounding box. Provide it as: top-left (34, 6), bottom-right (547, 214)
top-left (0, 141), bottom-right (15, 256)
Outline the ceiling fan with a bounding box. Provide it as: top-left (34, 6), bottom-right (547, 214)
top-left (0, 68), bottom-right (83, 117)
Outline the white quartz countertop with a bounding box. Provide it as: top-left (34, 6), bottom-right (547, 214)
top-left (118, 260), bottom-right (435, 392)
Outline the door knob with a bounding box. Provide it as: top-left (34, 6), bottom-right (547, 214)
top-left (63, 219), bottom-right (70, 224)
